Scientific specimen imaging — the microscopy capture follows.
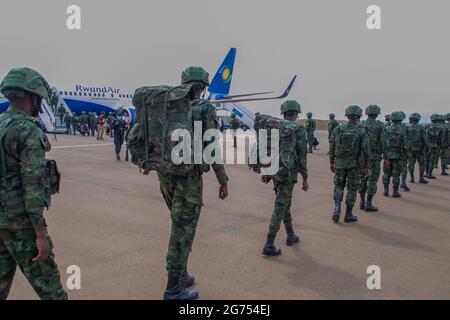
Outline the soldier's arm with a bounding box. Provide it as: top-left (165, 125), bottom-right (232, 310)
top-left (329, 127), bottom-right (337, 164)
top-left (203, 102), bottom-right (228, 186)
top-left (296, 127), bottom-right (308, 180)
top-left (361, 131), bottom-right (370, 167)
top-left (381, 127), bottom-right (388, 159)
top-left (19, 125), bottom-right (47, 231)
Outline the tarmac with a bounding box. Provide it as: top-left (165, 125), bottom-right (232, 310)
top-left (8, 130), bottom-right (450, 300)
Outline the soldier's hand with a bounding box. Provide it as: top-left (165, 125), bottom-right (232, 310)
top-left (219, 184), bottom-right (228, 200)
top-left (33, 233), bottom-right (50, 262)
top-left (302, 180), bottom-right (309, 192)
top-left (330, 164), bottom-right (336, 173)
top-left (364, 167), bottom-right (371, 178)
top-left (261, 176), bottom-right (270, 184)
top-left (383, 159), bottom-right (390, 168)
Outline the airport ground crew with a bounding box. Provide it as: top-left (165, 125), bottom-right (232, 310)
top-left (305, 112), bottom-right (316, 153)
top-left (399, 112), bottom-right (410, 191)
top-left (112, 115), bottom-right (126, 160)
top-left (407, 113), bottom-right (428, 184)
top-left (57, 104), bottom-right (65, 124)
top-left (64, 114), bottom-right (72, 134)
top-left (97, 112), bottom-right (106, 140)
top-left (438, 114), bottom-right (449, 175)
top-left (329, 105), bottom-right (369, 223)
top-left (382, 112), bottom-right (408, 198)
top-left (425, 114), bottom-right (443, 179)
top-left (328, 113), bottom-right (339, 140)
top-left (230, 113), bottom-right (241, 148)
top-left (0, 67), bottom-right (67, 300)
top-left (358, 105), bottom-right (384, 212)
top-left (261, 100), bottom-right (308, 256)
top-left (158, 66), bottom-right (228, 300)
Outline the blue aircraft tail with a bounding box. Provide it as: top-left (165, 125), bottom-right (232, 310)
top-left (208, 48), bottom-right (237, 96)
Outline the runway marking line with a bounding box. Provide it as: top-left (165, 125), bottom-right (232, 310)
top-left (53, 143), bottom-right (114, 149)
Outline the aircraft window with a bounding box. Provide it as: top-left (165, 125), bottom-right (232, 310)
top-left (119, 94), bottom-right (122, 98)
top-left (84, 93), bottom-right (87, 96)
top-left (59, 91), bottom-right (63, 95)
top-left (69, 92), bottom-right (72, 95)
top-left (111, 94), bottom-right (114, 98)
top-left (89, 93), bottom-right (91, 97)
top-left (102, 93), bottom-right (105, 97)
top-left (64, 91), bottom-right (67, 95)
top-left (74, 92), bottom-right (77, 96)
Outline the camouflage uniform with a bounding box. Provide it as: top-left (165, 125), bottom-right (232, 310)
top-left (438, 115), bottom-right (449, 175)
top-left (229, 114), bottom-right (241, 148)
top-left (57, 105), bottom-right (66, 123)
top-left (382, 112), bottom-right (408, 197)
top-left (328, 113), bottom-right (339, 140)
top-left (71, 114), bottom-right (78, 135)
top-left (406, 113), bottom-right (428, 183)
top-left (358, 105), bottom-right (384, 211)
top-left (64, 114), bottom-right (72, 134)
top-left (425, 114), bottom-right (444, 179)
top-left (90, 113), bottom-right (97, 136)
top-left (0, 67), bottom-right (66, 300)
top-left (329, 105), bottom-right (369, 223)
top-left (305, 113), bottom-right (316, 153)
top-left (159, 66), bottom-right (228, 300)
top-left (398, 112), bottom-right (410, 191)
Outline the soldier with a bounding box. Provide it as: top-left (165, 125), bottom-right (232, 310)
top-left (305, 112), bottom-right (316, 153)
top-left (358, 105), bottom-right (384, 212)
top-left (229, 113), bottom-right (241, 148)
top-left (107, 112), bottom-right (115, 138)
top-left (385, 114), bottom-right (391, 127)
top-left (64, 113), bottom-right (72, 134)
top-left (425, 114), bottom-right (443, 179)
top-left (71, 112), bottom-right (79, 135)
top-left (86, 112), bottom-right (93, 133)
top-left (407, 113), bottom-right (428, 184)
top-left (382, 112), bottom-right (408, 198)
top-left (261, 100), bottom-right (309, 256)
top-left (328, 113), bottom-right (339, 141)
top-left (79, 111), bottom-right (88, 136)
top-left (112, 114), bottom-right (126, 160)
top-left (57, 104), bottom-right (66, 124)
top-left (90, 112), bottom-right (98, 137)
top-left (158, 66), bottom-right (229, 300)
top-left (329, 105), bottom-right (369, 223)
top-left (438, 114), bottom-right (449, 176)
top-left (399, 112), bottom-right (410, 191)
top-left (0, 67), bottom-right (67, 300)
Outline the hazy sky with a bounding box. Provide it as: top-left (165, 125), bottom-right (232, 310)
top-left (0, 0), bottom-right (448, 119)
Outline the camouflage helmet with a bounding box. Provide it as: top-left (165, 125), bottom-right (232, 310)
top-left (390, 111), bottom-right (403, 121)
top-left (280, 100), bottom-right (301, 114)
top-left (366, 104), bottom-right (381, 116)
top-left (329, 113), bottom-right (335, 119)
top-left (409, 113), bottom-right (421, 121)
top-left (447, 112), bottom-right (450, 120)
top-left (399, 111), bottom-right (406, 121)
top-left (181, 66), bottom-right (210, 86)
top-left (430, 114), bottom-right (438, 122)
top-left (345, 105), bottom-right (363, 117)
top-left (0, 67), bottom-right (50, 100)
top-left (306, 112), bottom-right (312, 118)
top-left (385, 114), bottom-right (391, 120)
top-left (231, 113), bottom-right (236, 118)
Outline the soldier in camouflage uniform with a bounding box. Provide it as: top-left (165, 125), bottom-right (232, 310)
top-left (229, 113), bottom-right (241, 148)
top-left (0, 68), bottom-right (67, 300)
top-left (329, 105), bottom-right (369, 223)
top-left (446, 113), bottom-right (450, 168)
top-left (425, 114), bottom-right (443, 179)
top-left (305, 112), bottom-right (316, 153)
top-left (382, 112), bottom-right (408, 198)
top-left (71, 112), bottom-right (78, 135)
top-left (261, 100), bottom-right (309, 256)
top-left (358, 105), bottom-right (385, 212)
top-left (90, 112), bottom-right (98, 136)
top-left (438, 114), bottom-right (449, 175)
top-left (64, 113), bottom-right (72, 134)
top-left (328, 113), bottom-right (339, 140)
top-left (385, 114), bottom-right (391, 127)
top-left (407, 113), bottom-right (428, 184)
top-left (158, 66), bottom-right (229, 300)
top-left (398, 112), bottom-right (411, 191)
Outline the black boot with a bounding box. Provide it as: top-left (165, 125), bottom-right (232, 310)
top-left (359, 192), bottom-right (366, 210)
top-left (383, 183), bottom-right (389, 197)
top-left (163, 273), bottom-right (199, 300)
top-left (428, 168), bottom-right (436, 179)
top-left (285, 225), bottom-right (300, 246)
top-left (116, 153), bottom-right (120, 160)
top-left (179, 271), bottom-right (195, 288)
top-left (419, 169), bottom-right (428, 184)
top-left (262, 233), bottom-right (282, 256)
top-left (344, 205), bottom-right (358, 223)
top-left (392, 185), bottom-right (401, 198)
top-left (332, 200), bottom-right (341, 223)
top-left (400, 177), bottom-right (410, 191)
top-left (442, 169), bottom-right (449, 176)
top-left (365, 194), bottom-right (379, 212)
top-left (409, 171), bottom-right (415, 183)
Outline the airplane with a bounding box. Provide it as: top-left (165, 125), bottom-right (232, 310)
top-left (0, 48), bottom-right (296, 132)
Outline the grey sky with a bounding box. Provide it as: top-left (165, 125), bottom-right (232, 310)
top-left (0, 0), bottom-right (449, 119)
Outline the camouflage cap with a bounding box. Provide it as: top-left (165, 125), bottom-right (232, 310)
top-left (280, 100), bottom-right (301, 114)
top-left (391, 111), bottom-right (404, 121)
top-left (306, 112), bottom-right (312, 117)
top-left (345, 105), bottom-right (363, 117)
top-left (366, 104), bottom-right (381, 116)
top-left (329, 113), bottom-right (335, 119)
top-left (409, 113), bottom-right (421, 121)
top-left (0, 67), bottom-right (50, 99)
top-left (181, 66), bottom-right (210, 86)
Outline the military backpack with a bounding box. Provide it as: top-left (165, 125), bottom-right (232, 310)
top-left (334, 124), bottom-right (361, 159)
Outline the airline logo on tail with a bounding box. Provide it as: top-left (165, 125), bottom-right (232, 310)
top-left (209, 47), bottom-right (236, 95)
